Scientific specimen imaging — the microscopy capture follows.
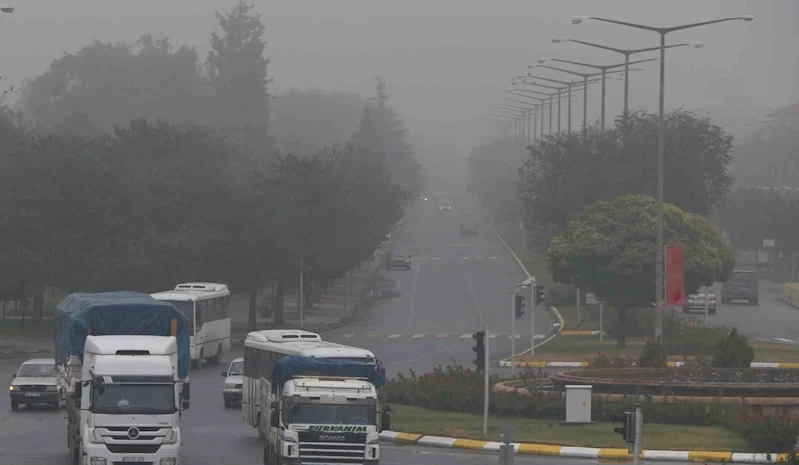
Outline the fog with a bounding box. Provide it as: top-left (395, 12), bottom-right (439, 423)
top-left (1, 0), bottom-right (795, 185)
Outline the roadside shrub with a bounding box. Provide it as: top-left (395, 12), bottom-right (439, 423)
top-left (713, 328), bottom-right (755, 368)
top-left (637, 341), bottom-right (667, 368)
top-left (729, 415), bottom-right (799, 452)
top-left (588, 352), bottom-right (636, 368)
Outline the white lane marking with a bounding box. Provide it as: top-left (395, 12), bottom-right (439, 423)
top-left (388, 334), bottom-right (402, 338)
top-left (412, 333), bottom-right (425, 338)
top-left (489, 334), bottom-right (499, 339)
top-left (489, 256), bottom-right (498, 259)
top-left (467, 275), bottom-right (485, 328)
top-left (341, 334), bottom-right (355, 338)
top-left (462, 257), bottom-right (469, 260)
top-left (460, 334), bottom-right (472, 338)
top-left (408, 260), bottom-right (422, 325)
top-left (432, 257), bottom-right (441, 260)
top-left (436, 334), bottom-right (449, 338)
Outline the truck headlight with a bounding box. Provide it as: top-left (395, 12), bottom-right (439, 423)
top-left (224, 383), bottom-right (237, 389)
top-left (281, 436), bottom-right (299, 459)
top-left (90, 458), bottom-right (107, 465)
top-left (365, 441), bottom-right (380, 460)
top-left (162, 429), bottom-right (178, 444)
top-left (91, 429), bottom-right (104, 443)
top-left (46, 386), bottom-right (58, 391)
top-left (9, 385), bottom-right (16, 391)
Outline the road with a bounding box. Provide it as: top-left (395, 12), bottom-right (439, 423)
top-left (678, 279), bottom-right (799, 343)
top-left (0, 352), bottom-right (701, 464)
top-left (322, 196), bottom-right (555, 378)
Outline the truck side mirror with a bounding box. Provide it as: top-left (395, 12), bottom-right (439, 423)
top-left (11, 374), bottom-right (15, 378)
top-left (270, 410), bottom-right (280, 428)
top-left (270, 401), bottom-right (279, 410)
top-left (221, 371), bottom-right (227, 377)
top-left (182, 383), bottom-right (190, 401)
top-left (73, 383), bottom-right (82, 399)
top-left (381, 412), bottom-right (391, 432)
top-left (182, 400), bottom-right (190, 410)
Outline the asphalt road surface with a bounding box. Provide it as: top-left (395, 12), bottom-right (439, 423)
top-left (678, 279), bottom-right (799, 343)
top-left (322, 196), bottom-right (555, 378)
top-left (0, 352), bottom-right (701, 464)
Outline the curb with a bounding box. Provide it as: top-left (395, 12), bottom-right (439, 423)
top-left (487, 222), bottom-right (564, 352)
top-left (378, 430), bottom-right (788, 463)
top-left (498, 360), bottom-right (799, 369)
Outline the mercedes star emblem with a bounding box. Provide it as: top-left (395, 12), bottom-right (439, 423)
top-left (127, 427), bottom-right (140, 439)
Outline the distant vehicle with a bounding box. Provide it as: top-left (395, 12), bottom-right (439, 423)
top-left (152, 282), bottom-right (232, 366)
top-left (222, 357), bottom-right (244, 408)
top-left (460, 217), bottom-right (478, 236)
top-left (386, 251), bottom-right (412, 270)
top-left (438, 203), bottom-right (452, 212)
top-left (682, 293), bottom-right (717, 315)
top-left (9, 358), bottom-right (61, 411)
top-left (721, 269), bottom-right (759, 304)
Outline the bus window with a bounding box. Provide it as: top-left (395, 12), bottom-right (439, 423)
top-left (220, 296), bottom-right (229, 318)
top-left (196, 300), bottom-right (205, 328)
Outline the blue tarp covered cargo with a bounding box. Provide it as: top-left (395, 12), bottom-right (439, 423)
top-left (55, 292), bottom-right (191, 378)
top-left (270, 355), bottom-right (386, 393)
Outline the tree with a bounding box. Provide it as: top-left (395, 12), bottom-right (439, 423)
top-left (206, 0), bottom-right (274, 157)
top-left (271, 89), bottom-right (365, 156)
top-left (712, 328), bottom-right (754, 367)
top-left (730, 103), bottom-right (799, 188)
top-left (353, 79), bottom-right (423, 201)
top-left (547, 195), bottom-right (734, 347)
top-left (520, 109), bottom-right (734, 232)
top-left (18, 34), bottom-right (209, 134)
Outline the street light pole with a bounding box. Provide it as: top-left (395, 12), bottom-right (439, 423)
top-left (551, 38), bottom-right (703, 128)
top-left (572, 14), bottom-right (754, 341)
top-left (537, 57), bottom-right (657, 131)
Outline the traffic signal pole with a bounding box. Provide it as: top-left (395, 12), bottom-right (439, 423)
top-left (483, 325), bottom-right (490, 436)
top-left (530, 278), bottom-right (536, 355)
top-left (633, 404), bottom-right (642, 465)
top-left (510, 292), bottom-right (516, 377)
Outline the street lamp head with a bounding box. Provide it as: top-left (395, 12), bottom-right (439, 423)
top-left (551, 37), bottom-right (566, 44)
top-left (537, 58), bottom-right (550, 64)
top-left (738, 15), bottom-right (754, 22)
top-left (571, 16), bottom-right (588, 24)
top-left (0, 4), bottom-right (14, 13)
top-left (690, 41), bottom-right (704, 49)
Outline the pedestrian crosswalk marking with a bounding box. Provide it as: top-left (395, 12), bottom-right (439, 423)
top-left (406, 256), bottom-right (507, 261)
top-left (489, 256), bottom-right (498, 259)
top-left (462, 257), bottom-right (469, 260)
top-left (366, 333), bottom-right (379, 338)
top-left (341, 334), bottom-right (355, 338)
top-left (436, 333), bottom-right (449, 338)
top-left (388, 334), bottom-right (402, 338)
top-left (432, 257), bottom-right (441, 260)
top-left (460, 334), bottom-right (472, 339)
top-left (332, 332), bottom-right (548, 340)
top-left (489, 334), bottom-right (499, 339)
top-left (412, 333), bottom-right (425, 338)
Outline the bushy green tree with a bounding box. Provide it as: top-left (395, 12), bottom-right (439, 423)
top-left (547, 195), bottom-right (734, 347)
top-left (520, 109), bottom-right (734, 232)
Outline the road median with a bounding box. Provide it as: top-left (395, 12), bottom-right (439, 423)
top-left (380, 431), bottom-right (788, 463)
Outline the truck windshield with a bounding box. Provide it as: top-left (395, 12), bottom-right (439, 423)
top-left (287, 402), bottom-right (376, 425)
top-left (91, 384), bottom-right (175, 414)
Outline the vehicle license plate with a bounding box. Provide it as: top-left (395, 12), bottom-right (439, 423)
top-left (24, 393), bottom-right (41, 397)
top-left (121, 457), bottom-right (145, 462)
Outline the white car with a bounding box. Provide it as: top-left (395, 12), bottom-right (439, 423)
top-left (682, 293), bottom-right (717, 315)
top-left (221, 357), bottom-right (243, 408)
top-left (9, 358), bottom-right (62, 411)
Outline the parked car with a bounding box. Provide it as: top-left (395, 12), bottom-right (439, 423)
top-left (386, 252), bottom-right (412, 270)
top-left (721, 269), bottom-right (759, 304)
top-left (9, 358), bottom-right (61, 411)
top-left (682, 293), bottom-right (717, 315)
top-left (221, 357), bottom-right (243, 408)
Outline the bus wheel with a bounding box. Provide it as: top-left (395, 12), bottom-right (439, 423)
top-left (257, 412), bottom-right (266, 440)
top-left (210, 345), bottom-right (222, 364)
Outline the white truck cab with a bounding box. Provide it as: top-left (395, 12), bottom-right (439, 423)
top-left (63, 335), bottom-right (189, 465)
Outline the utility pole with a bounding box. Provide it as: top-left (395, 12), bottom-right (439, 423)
top-left (483, 325), bottom-right (490, 436)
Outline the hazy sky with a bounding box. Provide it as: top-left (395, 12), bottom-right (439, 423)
top-left (0, 0), bottom-right (795, 170)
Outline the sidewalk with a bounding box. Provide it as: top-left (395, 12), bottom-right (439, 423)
top-left (228, 234), bottom-right (401, 341)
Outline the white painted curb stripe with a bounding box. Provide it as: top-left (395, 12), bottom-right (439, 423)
top-left (380, 432), bottom-right (783, 463)
top-left (644, 450), bottom-right (691, 461)
top-left (500, 360), bottom-right (799, 369)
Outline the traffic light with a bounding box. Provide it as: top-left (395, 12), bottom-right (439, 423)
top-left (472, 331), bottom-right (486, 371)
top-left (514, 294), bottom-right (525, 319)
top-left (614, 411), bottom-right (635, 444)
top-left (535, 285), bottom-right (546, 305)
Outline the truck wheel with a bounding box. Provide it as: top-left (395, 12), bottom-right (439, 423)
top-left (210, 345), bottom-right (222, 365)
top-left (257, 412), bottom-right (266, 440)
top-left (10, 401), bottom-right (18, 411)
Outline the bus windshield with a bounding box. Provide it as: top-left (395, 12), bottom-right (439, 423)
top-left (162, 300), bottom-right (193, 319)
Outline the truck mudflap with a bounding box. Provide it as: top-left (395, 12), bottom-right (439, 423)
top-left (296, 432), bottom-right (371, 463)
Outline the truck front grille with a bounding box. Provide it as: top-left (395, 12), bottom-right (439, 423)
top-left (297, 433), bottom-right (367, 463)
top-left (106, 444), bottom-right (161, 454)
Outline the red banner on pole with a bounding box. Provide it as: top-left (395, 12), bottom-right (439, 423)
top-left (666, 244), bottom-right (686, 307)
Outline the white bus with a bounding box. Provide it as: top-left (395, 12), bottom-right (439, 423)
top-left (241, 329), bottom-right (379, 437)
top-left (151, 282), bottom-right (231, 367)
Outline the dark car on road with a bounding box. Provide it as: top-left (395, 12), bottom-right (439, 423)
top-left (386, 252), bottom-right (412, 270)
top-left (460, 218), bottom-right (478, 236)
top-left (721, 269), bottom-right (759, 304)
